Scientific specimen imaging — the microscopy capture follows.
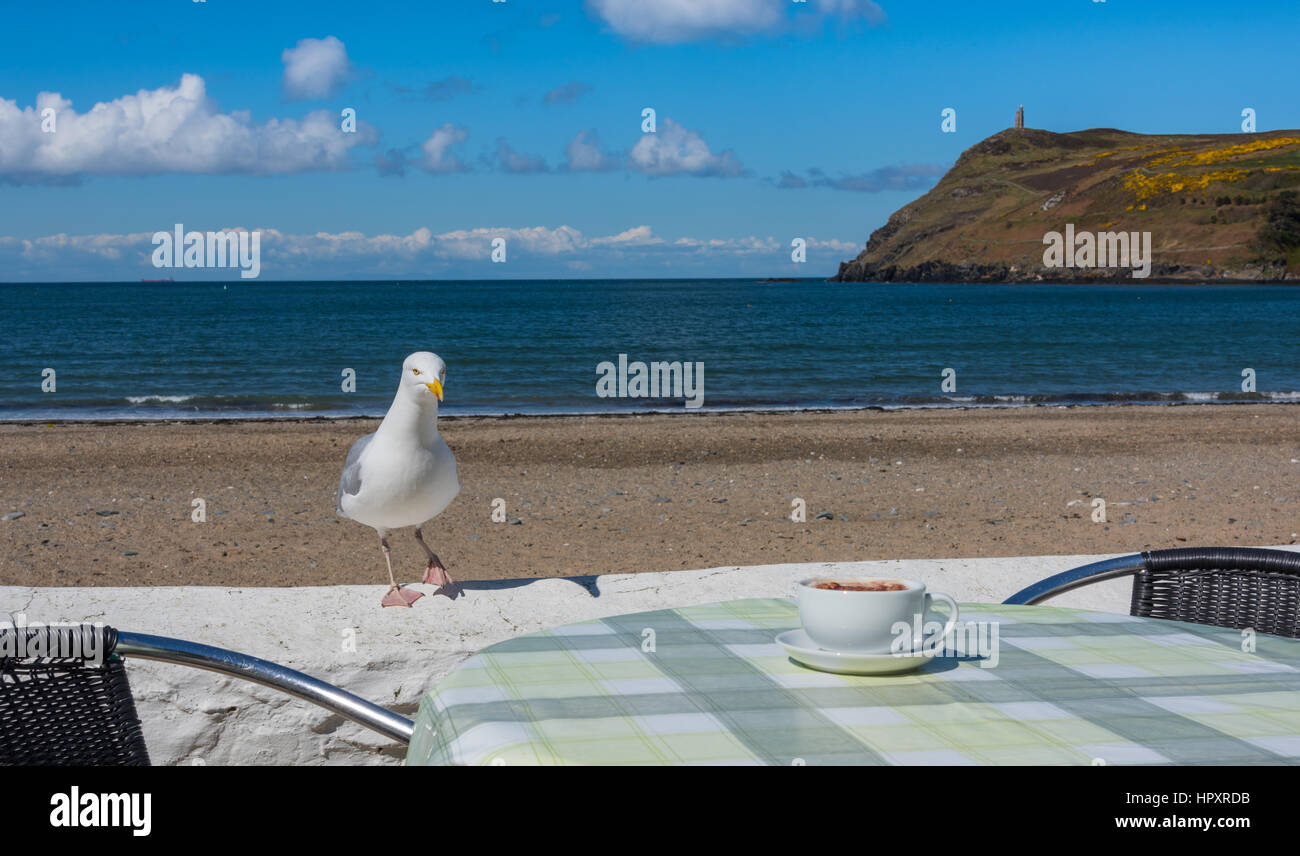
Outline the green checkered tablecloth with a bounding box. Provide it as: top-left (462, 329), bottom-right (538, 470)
top-left (405, 598), bottom-right (1300, 766)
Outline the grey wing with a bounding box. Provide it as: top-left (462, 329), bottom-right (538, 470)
top-left (336, 432), bottom-right (375, 512)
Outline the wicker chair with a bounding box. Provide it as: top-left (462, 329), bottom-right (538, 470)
top-left (1004, 546), bottom-right (1300, 638)
top-left (0, 623), bottom-right (413, 766)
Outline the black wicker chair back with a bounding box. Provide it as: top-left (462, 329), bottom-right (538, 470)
top-left (1133, 547), bottom-right (1300, 638)
top-left (0, 624), bottom-right (150, 766)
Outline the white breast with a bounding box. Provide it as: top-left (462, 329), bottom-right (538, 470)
top-left (341, 432), bottom-right (460, 530)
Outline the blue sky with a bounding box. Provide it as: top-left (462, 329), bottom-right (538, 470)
top-left (1, 0), bottom-right (1297, 280)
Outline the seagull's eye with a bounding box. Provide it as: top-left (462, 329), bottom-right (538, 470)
top-left (411, 368), bottom-right (421, 376)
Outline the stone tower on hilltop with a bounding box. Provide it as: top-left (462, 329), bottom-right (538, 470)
top-left (1015, 105), bottom-right (1024, 129)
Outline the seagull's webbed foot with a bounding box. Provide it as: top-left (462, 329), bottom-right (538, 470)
top-left (415, 526), bottom-right (454, 588)
top-left (381, 584), bottom-right (424, 608)
top-left (422, 556), bottom-right (452, 588)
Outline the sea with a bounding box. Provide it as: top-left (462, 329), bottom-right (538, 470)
top-left (1, 279), bottom-right (1298, 420)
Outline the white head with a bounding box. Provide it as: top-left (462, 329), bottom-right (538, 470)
top-left (399, 351), bottom-right (448, 408)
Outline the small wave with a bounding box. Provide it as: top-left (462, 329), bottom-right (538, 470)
top-left (1154, 391), bottom-right (1300, 403)
top-left (125, 395), bottom-right (196, 404)
top-left (120, 394), bottom-right (327, 410)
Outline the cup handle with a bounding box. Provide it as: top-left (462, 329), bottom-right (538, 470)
top-left (922, 592), bottom-right (960, 653)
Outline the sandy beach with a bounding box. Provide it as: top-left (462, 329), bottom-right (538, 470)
top-left (1, 404), bottom-right (1297, 588)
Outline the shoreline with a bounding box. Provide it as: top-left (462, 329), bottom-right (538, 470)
top-left (4, 395), bottom-right (1300, 426)
top-left (6, 276), bottom-right (1300, 285)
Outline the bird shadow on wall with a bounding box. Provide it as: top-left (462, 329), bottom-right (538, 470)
top-left (449, 575), bottom-right (602, 598)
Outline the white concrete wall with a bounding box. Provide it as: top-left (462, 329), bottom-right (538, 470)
top-left (6, 547), bottom-right (1295, 766)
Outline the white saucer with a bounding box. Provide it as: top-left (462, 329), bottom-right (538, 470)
top-left (776, 629), bottom-right (931, 675)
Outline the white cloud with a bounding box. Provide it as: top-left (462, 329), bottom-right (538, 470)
top-left (433, 225), bottom-right (584, 258)
top-left (281, 36), bottom-right (353, 100)
top-left (562, 129), bottom-right (620, 172)
top-left (587, 0), bottom-right (885, 43)
top-left (2, 230), bottom-right (153, 265)
top-left (420, 123), bottom-right (470, 172)
top-left (587, 0), bottom-right (782, 43)
top-left (0, 225), bottom-right (858, 279)
top-left (627, 118), bottom-right (744, 177)
top-left (589, 225), bottom-right (662, 247)
top-left (0, 74), bottom-right (375, 180)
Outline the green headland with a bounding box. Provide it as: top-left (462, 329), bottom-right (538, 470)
top-left (833, 127), bottom-right (1300, 282)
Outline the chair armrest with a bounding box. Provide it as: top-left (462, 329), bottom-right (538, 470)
top-left (1003, 554), bottom-right (1146, 606)
top-left (116, 632), bottom-right (414, 745)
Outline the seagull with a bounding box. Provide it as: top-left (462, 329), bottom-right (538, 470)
top-left (337, 352), bottom-right (461, 607)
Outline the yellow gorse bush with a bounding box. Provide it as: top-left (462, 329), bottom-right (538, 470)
top-left (1182, 137), bottom-right (1300, 165)
top-left (1084, 151), bottom-right (1118, 167)
top-left (1123, 168), bottom-right (1250, 201)
top-left (1144, 148), bottom-right (1185, 166)
top-left (1118, 138), bottom-right (1300, 200)
top-left (1146, 137), bottom-right (1300, 168)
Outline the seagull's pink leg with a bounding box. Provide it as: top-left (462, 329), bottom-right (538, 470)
top-left (379, 532), bottom-right (423, 607)
top-left (415, 526), bottom-right (453, 587)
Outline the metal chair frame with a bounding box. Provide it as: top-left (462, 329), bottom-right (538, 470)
top-left (116, 631), bottom-right (414, 744)
top-left (1004, 546), bottom-right (1300, 638)
top-left (1004, 553), bottom-right (1147, 606)
top-left (1, 624), bottom-right (413, 765)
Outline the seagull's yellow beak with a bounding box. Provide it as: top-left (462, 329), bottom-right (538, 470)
top-left (426, 379), bottom-right (444, 402)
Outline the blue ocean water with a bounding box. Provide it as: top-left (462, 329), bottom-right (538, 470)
top-left (1, 279), bottom-right (1298, 420)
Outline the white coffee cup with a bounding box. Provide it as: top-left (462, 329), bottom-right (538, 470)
top-left (796, 577), bottom-right (960, 655)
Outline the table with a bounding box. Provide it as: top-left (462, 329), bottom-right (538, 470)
top-left (405, 598), bottom-right (1300, 765)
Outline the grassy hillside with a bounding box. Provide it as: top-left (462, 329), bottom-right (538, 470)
top-left (832, 128), bottom-right (1300, 282)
